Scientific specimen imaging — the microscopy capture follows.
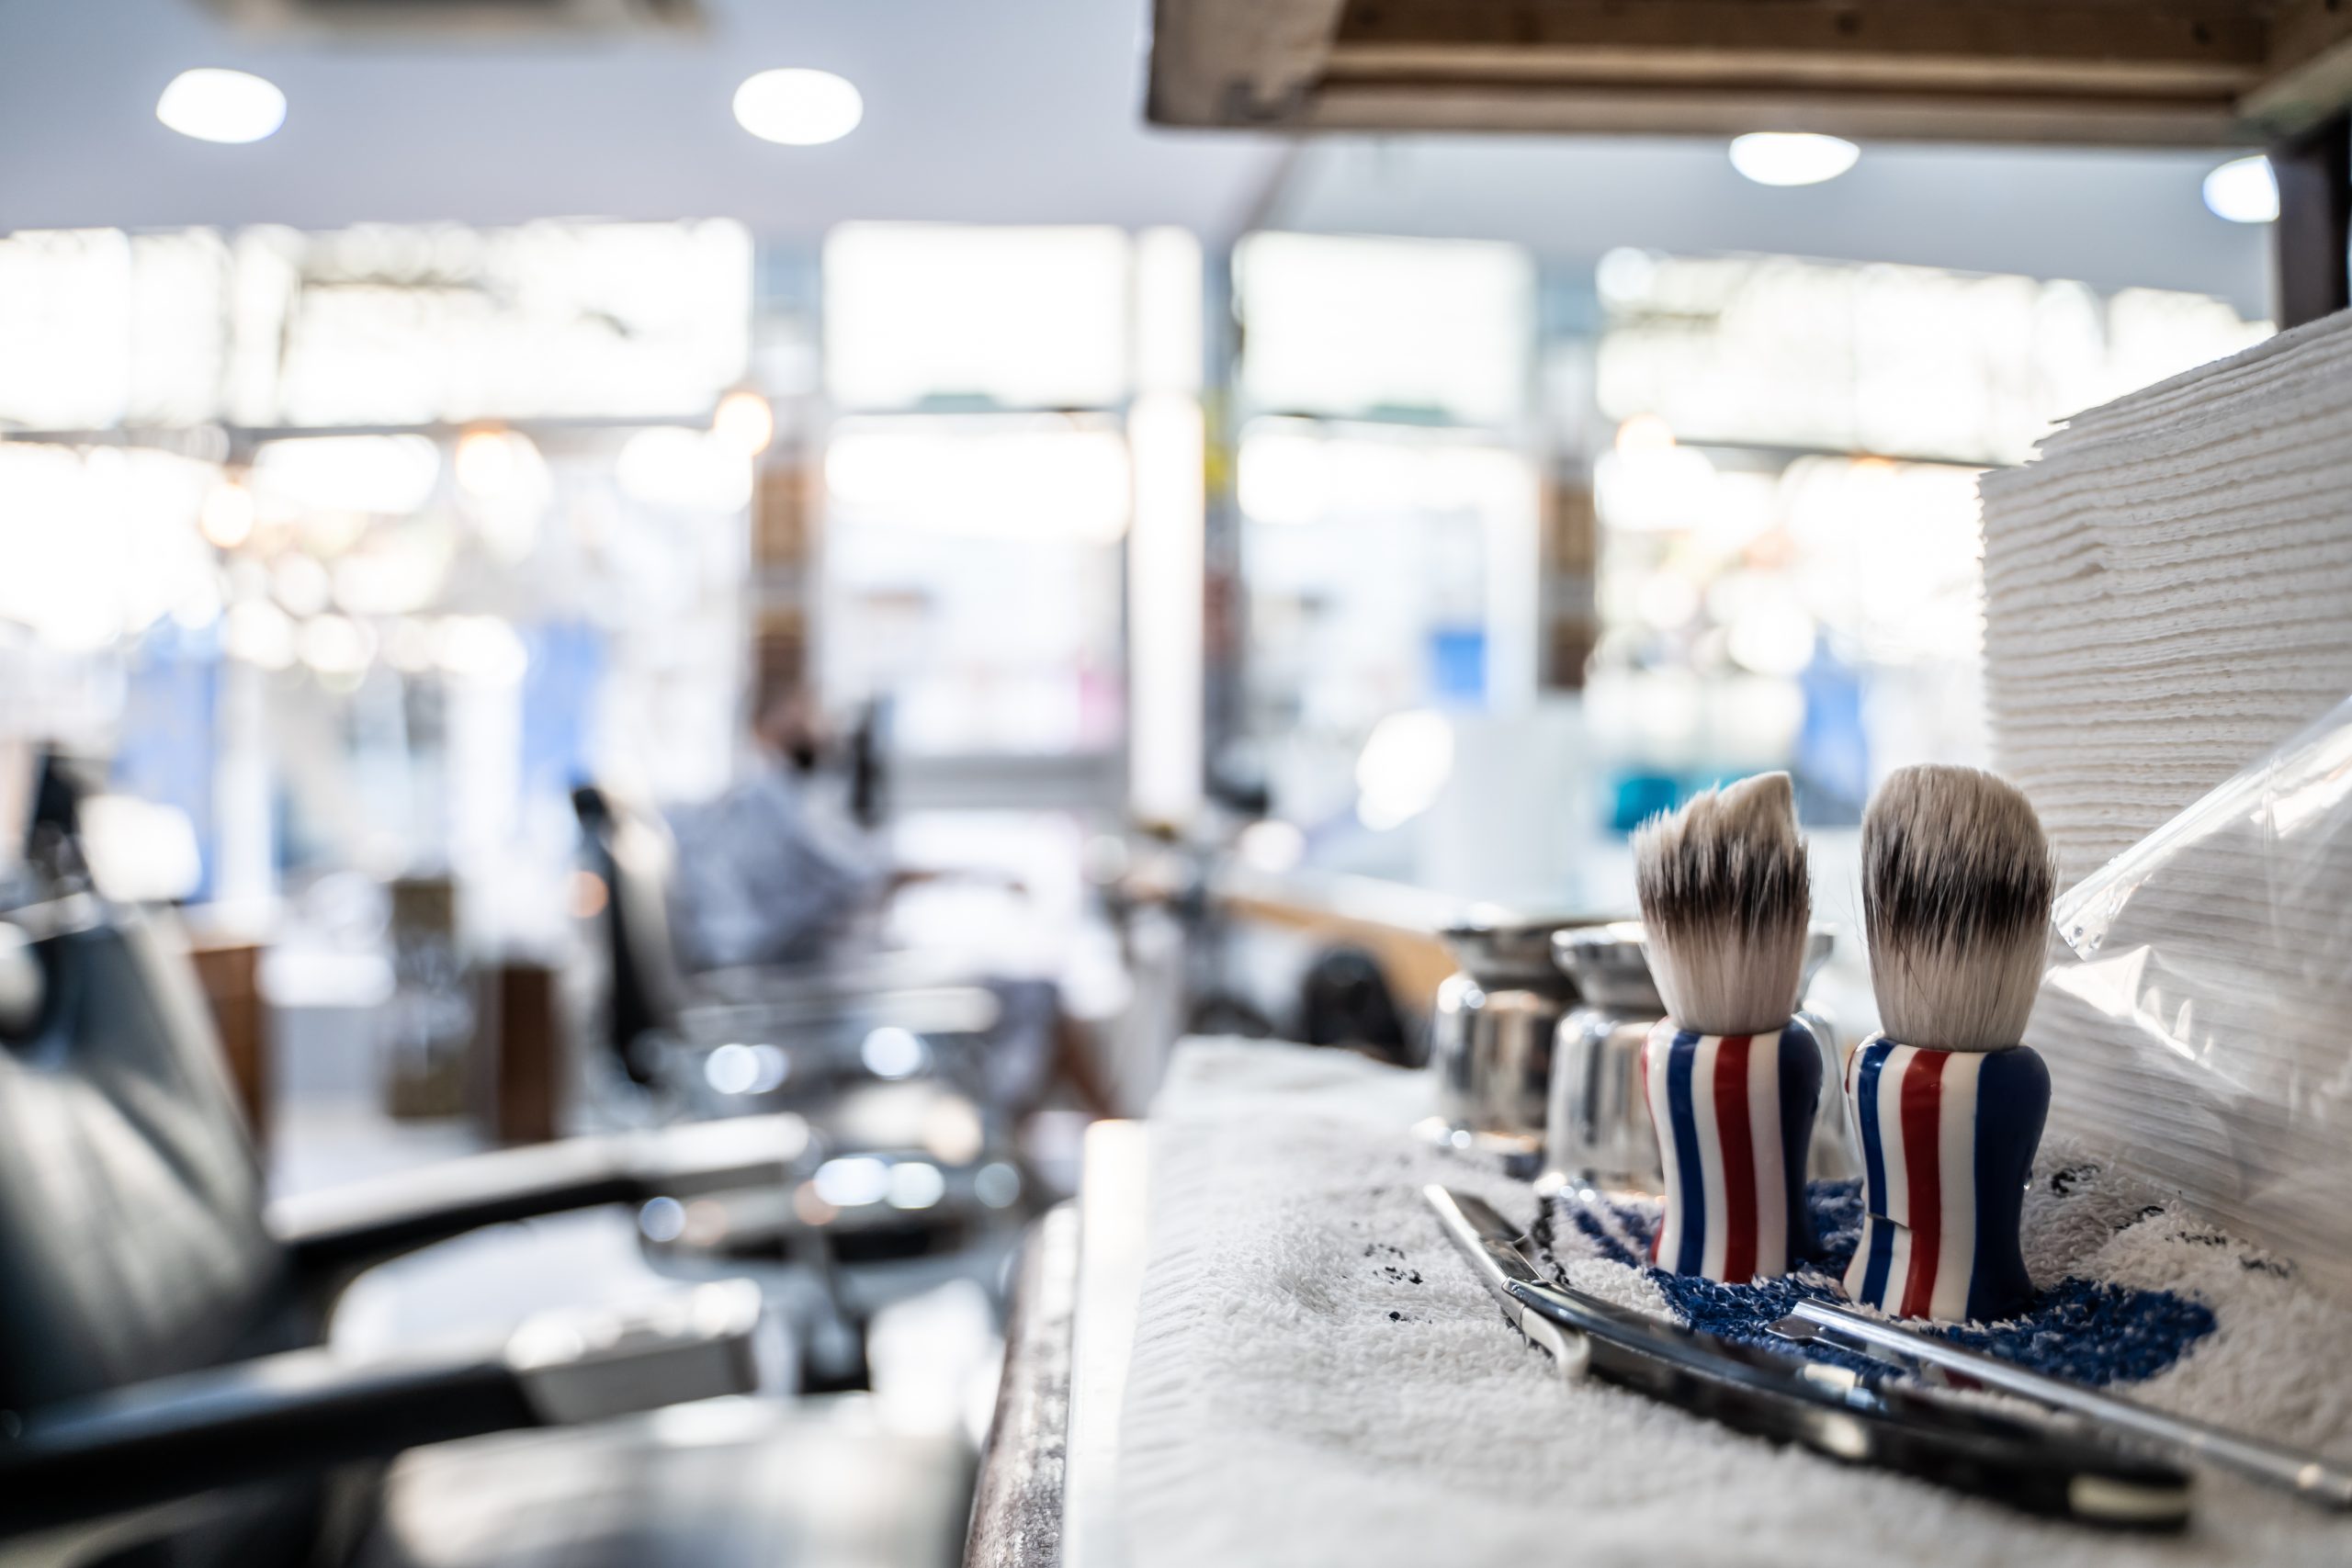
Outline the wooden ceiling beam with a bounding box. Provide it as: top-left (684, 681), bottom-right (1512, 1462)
top-left (1295, 82), bottom-right (2248, 144)
top-left (1146, 0), bottom-right (1351, 126)
top-left (1329, 0), bottom-right (2267, 85)
top-left (1148, 0), bottom-right (2350, 146)
top-left (1322, 47), bottom-right (2254, 99)
top-left (2242, 0), bottom-right (2352, 131)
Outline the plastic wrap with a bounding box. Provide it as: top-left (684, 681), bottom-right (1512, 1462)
top-left (2042, 693), bottom-right (2352, 1294)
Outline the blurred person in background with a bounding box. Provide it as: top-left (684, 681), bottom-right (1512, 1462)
top-left (668, 687), bottom-right (900, 972)
top-left (668, 684), bottom-right (1116, 1118)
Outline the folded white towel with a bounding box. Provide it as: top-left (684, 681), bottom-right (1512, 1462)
top-left (1978, 313), bottom-right (2352, 1293)
top-left (1982, 311), bottom-right (2352, 883)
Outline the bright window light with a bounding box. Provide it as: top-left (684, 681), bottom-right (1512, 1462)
top-left (252, 434), bottom-right (441, 514)
top-left (887, 1162), bottom-right (946, 1211)
top-left (733, 69), bottom-right (864, 146)
top-left (813, 1156), bottom-right (892, 1208)
top-left (1355, 708), bottom-right (1455, 831)
top-left (80, 795), bottom-right (203, 903)
top-left (225, 600), bottom-right (297, 670)
top-left (454, 427), bottom-right (541, 502)
top-left (1237, 426), bottom-right (1329, 525)
top-left (1728, 132), bottom-right (1860, 186)
top-left (297, 614), bottom-right (375, 679)
top-left (825, 418), bottom-right (1131, 541)
top-left (271, 220), bottom-right (751, 425)
top-left (0, 445), bottom-right (220, 651)
top-left (711, 389), bottom-right (776, 456)
top-left (156, 69), bottom-right (286, 144)
top-left (2202, 155), bottom-right (2278, 224)
top-left (860, 1026), bottom-right (928, 1080)
top-left (1234, 233), bottom-right (1533, 427)
top-left (199, 477), bottom-right (256, 549)
top-left (1127, 391), bottom-right (1206, 822)
top-left (824, 224), bottom-right (1131, 410)
top-left (616, 426), bottom-right (752, 513)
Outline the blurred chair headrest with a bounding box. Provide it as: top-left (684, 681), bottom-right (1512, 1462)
top-left (568, 777), bottom-right (686, 1066)
top-left (571, 784), bottom-right (614, 833)
top-left (29, 749), bottom-right (87, 845)
top-left (0, 922), bottom-right (40, 1038)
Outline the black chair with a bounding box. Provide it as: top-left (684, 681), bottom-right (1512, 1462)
top-left (1298, 945), bottom-right (1416, 1066)
top-left (571, 784), bottom-right (684, 1089)
top-left (0, 899), bottom-right (969, 1568)
top-left (568, 784), bottom-right (1004, 1108)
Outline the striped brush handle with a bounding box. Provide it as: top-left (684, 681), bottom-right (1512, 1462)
top-left (1639, 1019), bottom-right (1823, 1282)
top-left (1843, 1035), bottom-right (2050, 1323)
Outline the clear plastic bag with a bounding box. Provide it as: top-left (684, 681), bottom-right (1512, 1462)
top-left (2043, 692), bottom-right (2352, 1295)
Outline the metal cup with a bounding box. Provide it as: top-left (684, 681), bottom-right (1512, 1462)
top-left (1428, 911), bottom-right (1597, 1151)
top-left (1541, 921), bottom-right (1667, 1194)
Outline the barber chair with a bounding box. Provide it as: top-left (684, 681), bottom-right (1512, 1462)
top-left (0, 780), bottom-right (969, 1567)
top-left (567, 787), bottom-right (1028, 1382)
top-left (569, 785), bottom-right (1008, 1111)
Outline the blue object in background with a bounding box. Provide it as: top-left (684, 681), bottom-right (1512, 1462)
top-left (112, 621), bottom-right (220, 897)
top-left (522, 622), bottom-right (605, 803)
top-left (1795, 640), bottom-right (1869, 825)
top-left (1428, 626), bottom-right (1487, 705)
top-left (1608, 771), bottom-right (1681, 834)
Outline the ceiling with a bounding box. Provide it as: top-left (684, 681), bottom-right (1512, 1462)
top-left (0, 0), bottom-right (2274, 316)
top-left (0, 0), bottom-right (1289, 239)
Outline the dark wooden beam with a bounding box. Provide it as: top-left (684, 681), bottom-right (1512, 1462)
top-left (1293, 82), bottom-right (2245, 145)
top-left (1148, 0), bottom-right (2352, 146)
top-left (2243, 0), bottom-right (2352, 133)
top-left (1148, 0), bottom-right (1350, 126)
top-left (1327, 0), bottom-right (2267, 97)
top-left (2271, 113), bottom-right (2352, 327)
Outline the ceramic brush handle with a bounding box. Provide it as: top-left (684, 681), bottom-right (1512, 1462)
top-left (1641, 1017), bottom-right (1823, 1281)
top-left (1844, 1034), bottom-right (2050, 1322)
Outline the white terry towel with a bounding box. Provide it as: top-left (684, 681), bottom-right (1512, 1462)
top-left (1116, 1040), bottom-right (2352, 1568)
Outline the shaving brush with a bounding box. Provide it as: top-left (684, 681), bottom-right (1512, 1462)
top-left (1847, 764), bottom-right (2057, 1322)
top-left (1634, 773), bottom-right (1822, 1282)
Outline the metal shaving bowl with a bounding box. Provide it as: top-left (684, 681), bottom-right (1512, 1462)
top-left (1423, 909), bottom-right (1611, 1156)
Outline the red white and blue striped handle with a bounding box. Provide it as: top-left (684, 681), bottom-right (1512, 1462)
top-left (1639, 1019), bottom-right (1823, 1283)
top-left (1842, 1035), bottom-right (2049, 1323)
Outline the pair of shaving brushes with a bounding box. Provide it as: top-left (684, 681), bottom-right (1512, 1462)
top-left (1634, 772), bottom-right (1822, 1283)
top-left (1846, 764), bottom-right (2055, 1323)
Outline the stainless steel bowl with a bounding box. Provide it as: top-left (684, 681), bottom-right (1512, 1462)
top-left (1550, 919), bottom-right (1662, 1010)
top-left (1428, 911), bottom-right (1608, 1148)
top-left (1549, 920), bottom-right (1836, 1002)
top-left (1439, 908), bottom-right (1602, 988)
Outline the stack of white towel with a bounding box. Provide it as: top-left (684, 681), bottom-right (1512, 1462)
top-left (1980, 309), bottom-right (2352, 1293)
top-left (1979, 310), bottom-right (2352, 883)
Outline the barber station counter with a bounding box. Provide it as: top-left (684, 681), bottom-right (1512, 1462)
top-left (967, 1041), bottom-right (2352, 1568)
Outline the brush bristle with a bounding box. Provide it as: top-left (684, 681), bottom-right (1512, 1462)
top-left (1633, 772), bottom-right (1810, 1036)
top-left (1863, 765), bottom-right (2055, 1053)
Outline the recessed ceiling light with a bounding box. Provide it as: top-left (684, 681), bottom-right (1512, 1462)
top-left (2202, 154), bottom-right (2278, 224)
top-left (156, 68), bottom-right (287, 144)
top-left (1729, 132), bottom-right (1860, 186)
top-left (733, 68), bottom-right (863, 146)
